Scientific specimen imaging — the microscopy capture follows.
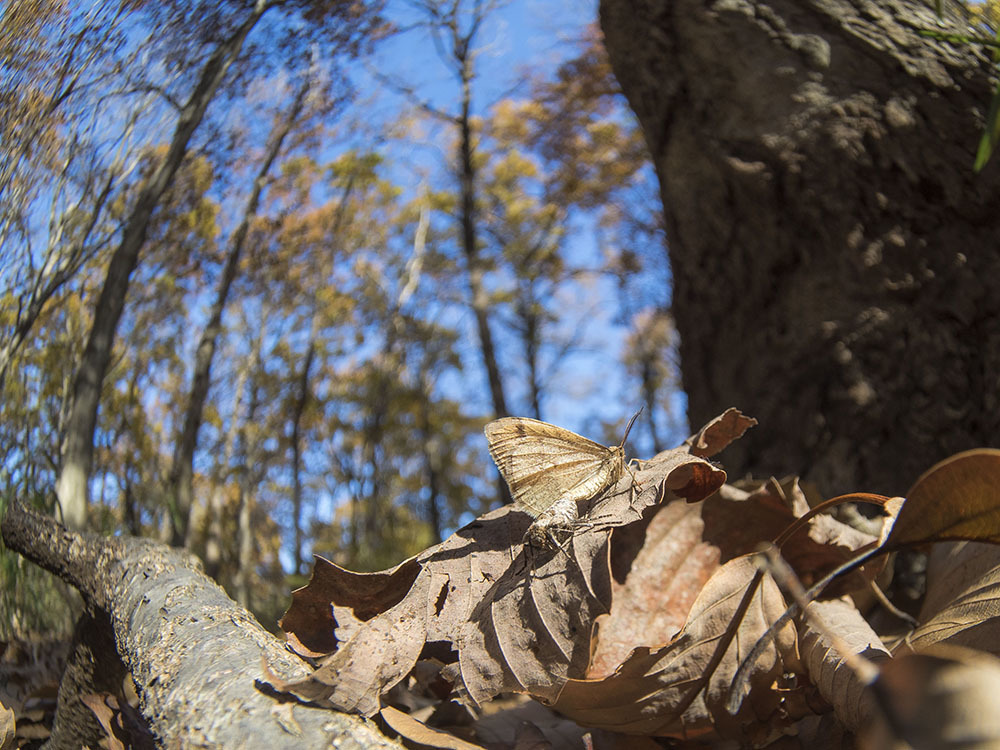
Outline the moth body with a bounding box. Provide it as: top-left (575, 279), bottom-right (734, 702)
top-left (524, 494), bottom-right (578, 549)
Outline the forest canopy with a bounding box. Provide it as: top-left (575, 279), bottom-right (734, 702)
top-left (0, 0), bottom-right (674, 631)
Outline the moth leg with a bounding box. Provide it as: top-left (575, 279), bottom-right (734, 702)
top-left (625, 461), bottom-right (644, 495)
top-left (523, 523), bottom-right (575, 563)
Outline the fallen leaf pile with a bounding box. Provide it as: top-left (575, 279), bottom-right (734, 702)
top-left (269, 413), bottom-right (1000, 749)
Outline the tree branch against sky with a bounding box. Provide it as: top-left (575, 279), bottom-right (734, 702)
top-left (166, 72), bottom-right (313, 548)
top-left (2, 0), bottom-right (672, 616)
top-left (54, 0), bottom-right (279, 530)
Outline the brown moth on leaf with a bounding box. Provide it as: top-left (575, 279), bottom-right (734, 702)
top-left (484, 411), bottom-right (641, 548)
top-left (272, 413), bottom-right (736, 717)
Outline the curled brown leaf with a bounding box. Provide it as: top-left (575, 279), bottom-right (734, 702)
top-left (887, 448), bottom-right (1000, 549)
top-left (552, 555), bottom-right (798, 742)
top-left (860, 645), bottom-right (1000, 749)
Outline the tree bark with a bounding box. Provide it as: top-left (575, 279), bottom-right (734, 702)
top-left (168, 73), bottom-right (308, 548)
top-left (417, 379), bottom-right (443, 544)
top-left (55, 0), bottom-right (274, 530)
top-left (640, 355), bottom-right (665, 454)
top-left (1, 499), bottom-right (402, 749)
top-left (458, 75), bottom-right (513, 507)
top-left (600, 0), bottom-right (1000, 496)
top-left (202, 355), bottom-right (249, 580)
top-left (44, 608), bottom-right (128, 750)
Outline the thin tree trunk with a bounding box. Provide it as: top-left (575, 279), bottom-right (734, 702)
top-left (234, 332), bottom-right (265, 609)
top-left (287, 175), bottom-right (355, 573)
top-left (168, 74), bottom-right (309, 547)
top-left (456, 57), bottom-right (512, 506)
top-left (362, 405), bottom-right (387, 544)
top-left (518, 297), bottom-right (543, 421)
top-left (55, 0), bottom-right (274, 530)
top-left (458, 61), bottom-right (507, 420)
top-left (600, 0), bottom-right (1000, 495)
top-left (289, 337), bottom-right (317, 576)
top-left (203, 355), bottom-right (250, 580)
top-left (417, 382), bottom-right (442, 544)
top-left (0, 169), bottom-right (117, 389)
top-left (640, 356), bottom-right (665, 454)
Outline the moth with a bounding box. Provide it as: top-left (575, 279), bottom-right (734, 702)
top-left (484, 411), bottom-right (641, 549)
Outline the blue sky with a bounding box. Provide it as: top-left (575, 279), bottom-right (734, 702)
top-left (283, 0), bottom-right (687, 561)
top-left (349, 0), bottom-right (683, 445)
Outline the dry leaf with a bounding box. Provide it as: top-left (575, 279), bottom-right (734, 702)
top-left (274, 441), bottom-right (727, 716)
top-left (586, 476), bottom-right (881, 682)
top-left (887, 448), bottom-right (1000, 549)
top-left (908, 541), bottom-right (1000, 655)
top-left (798, 598), bottom-right (890, 731)
top-left (704, 477), bottom-right (884, 591)
top-left (472, 694), bottom-right (588, 750)
top-left (81, 694), bottom-right (128, 750)
top-left (589, 498), bottom-right (717, 678)
top-left (0, 699), bottom-right (13, 750)
top-left (859, 645), bottom-right (1000, 749)
top-left (792, 714), bottom-right (854, 750)
top-left (511, 723), bottom-right (552, 750)
top-left (380, 705), bottom-right (486, 750)
top-left (280, 558), bottom-right (422, 658)
top-left (682, 407), bottom-right (758, 460)
top-left (551, 555), bottom-right (798, 741)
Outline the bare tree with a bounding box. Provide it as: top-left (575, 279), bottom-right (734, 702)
top-left (166, 74), bottom-right (310, 547)
top-left (54, 0), bottom-right (276, 529)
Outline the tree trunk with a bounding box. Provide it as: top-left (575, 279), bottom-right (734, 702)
top-left (458, 61), bottom-right (509, 422)
top-left (518, 297), bottom-right (544, 421)
top-left (0, 500), bottom-right (401, 749)
top-left (290, 338), bottom-right (317, 576)
top-left (55, 0), bottom-right (273, 530)
top-left (168, 73), bottom-right (308, 548)
top-left (235, 328), bottom-right (265, 608)
top-left (417, 380), bottom-right (443, 544)
top-left (458, 76), bottom-right (512, 506)
top-left (600, 0), bottom-right (1000, 496)
top-left (203, 355), bottom-right (250, 580)
top-left (0, 169), bottom-right (116, 390)
top-left (640, 356), bottom-right (665, 454)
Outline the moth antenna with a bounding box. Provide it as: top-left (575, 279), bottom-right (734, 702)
top-left (619, 407), bottom-right (643, 448)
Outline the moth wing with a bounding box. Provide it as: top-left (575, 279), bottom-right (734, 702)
top-left (484, 417), bottom-right (618, 517)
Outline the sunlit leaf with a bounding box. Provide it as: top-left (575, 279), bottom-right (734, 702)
top-left (886, 449), bottom-right (1000, 548)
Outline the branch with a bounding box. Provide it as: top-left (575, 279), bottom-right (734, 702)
top-left (1, 500), bottom-right (402, 749)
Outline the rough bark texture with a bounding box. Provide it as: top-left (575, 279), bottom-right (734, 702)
top-left (600, 0), bottom-right (1000, 496)
top-left (45, 608), bottom-right (128, 750)
top-left (1, 500), bottom-right (401, 749)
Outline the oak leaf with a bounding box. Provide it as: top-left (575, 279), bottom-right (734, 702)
top-left (273, 436), bottom-right (727, 716)
top-left (551, 555), bottom-right (799, 741)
